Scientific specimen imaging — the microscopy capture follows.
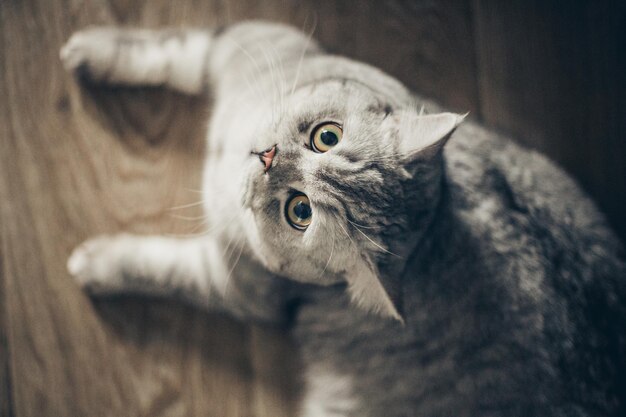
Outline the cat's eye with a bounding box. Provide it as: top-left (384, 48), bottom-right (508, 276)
top-left (285, 193), bottom-right (312, 230)
top-left (310, 122), bottom-right (342, 153)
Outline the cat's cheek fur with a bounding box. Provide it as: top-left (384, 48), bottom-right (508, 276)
top-left (345, 259), bottom-right (403, 322)
top-left (241, 208), bottom-right (281, 271)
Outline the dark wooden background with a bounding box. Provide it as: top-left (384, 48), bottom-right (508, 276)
top-left (1, 0), bottom-right (624, 416)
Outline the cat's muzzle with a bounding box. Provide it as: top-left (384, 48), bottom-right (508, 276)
top-left (251, 145), bottom-right (277, 173)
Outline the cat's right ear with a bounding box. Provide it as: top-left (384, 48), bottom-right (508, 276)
top-left (387, 111), bottom-right (466, 169)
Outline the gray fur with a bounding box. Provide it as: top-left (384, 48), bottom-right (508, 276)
top-left (63, 21), bottom-right (626, 416)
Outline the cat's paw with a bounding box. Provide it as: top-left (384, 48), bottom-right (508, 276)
top-left (67, 234), bottom-right (128, 293)
top-left (60, 27), bottom-right (119, 80)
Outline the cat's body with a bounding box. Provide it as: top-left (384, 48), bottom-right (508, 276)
top-left (295, 129), bottom-right (626, 417)
top-left (62, 22), bottom-right (626, 416)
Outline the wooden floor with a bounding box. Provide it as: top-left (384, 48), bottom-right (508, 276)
top-left (1, 1), bottom-right (624, 416)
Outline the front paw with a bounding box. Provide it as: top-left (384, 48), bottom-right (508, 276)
top-left (67, 234), bottom-right (128, 294)
top-left (60, 27), bottom-right (119, 80)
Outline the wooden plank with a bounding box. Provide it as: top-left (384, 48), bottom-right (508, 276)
top-left (0, 4), bottom-right (15, 414)
top-left (0, 230), bottom-right (14, 417)
top-left (472, 0), bottom-right (626, 242)
top-left (250, 327), bottom-right (301, 417)
top-left (0, 0), bottom-right (255, 416)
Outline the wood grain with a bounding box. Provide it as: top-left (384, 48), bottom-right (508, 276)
top-left (0, 1), bottom-right (278, 416)
top-left (1, 0), bottom-right (624, 416)
top-left (0, 227), bottom-right (12, 417)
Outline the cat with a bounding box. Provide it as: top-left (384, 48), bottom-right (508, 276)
top-left (61, 21), bottom-right (626, 416)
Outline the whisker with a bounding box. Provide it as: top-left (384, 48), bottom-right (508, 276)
top-left (348, 221), bottom-right (403, 259)
top-left (317, 237), bottom-right (334, 280)
top-left (168, 200), bottom-right (205, 211)
top-left (187, 219), bottom-right (210, 235)
top-left (221, 220), bottom-right (242, 258)
top-left (257, 42), bottom-right (279, 125)
top-left (270, 41), bottom-right (288, 120)
top-left (337, 222), bottom-right (356, 247)
top-left (165, 230), bottom-right (208, 239)
top-left (346, 219), bottom-right (383, 230)
top-left (290, 14), bottom-right (317, 99)
top-left (183, 188), bottom-right (204, 194)
top-left (164, 211), bottom-right (240, 239)
top-left (223, 236), bottom-right (246, 298)
top-left (168, 213), bottom-right (209, 221)
top-left (225, 36), bottom-right (265, 78)
top-left (240, 70), bottom-right (266, 104)
top-left (223, 36), bottom-right (267, 103)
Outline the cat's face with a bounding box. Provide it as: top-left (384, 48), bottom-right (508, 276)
top-left (239, 80), bottom-right (463, 320)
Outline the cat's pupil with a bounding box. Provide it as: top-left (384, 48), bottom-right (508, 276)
top-left (320, 130), bottom-right (338, 147)
top-left (293, 201), bottom-right (312, 220)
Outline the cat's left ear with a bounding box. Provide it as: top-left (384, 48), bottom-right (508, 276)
top-left (394, 111), bottom-right (467, 163)
top-left (345, 259), bottom-right (404, 323)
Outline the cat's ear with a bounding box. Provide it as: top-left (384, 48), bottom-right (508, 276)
top-left (394, 111), bottom-right (467, 161)
top-left (345, 259), bottom-right (403, 323)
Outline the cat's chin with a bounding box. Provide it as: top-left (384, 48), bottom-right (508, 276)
top-left (248, 243), bottom-right (344, 285)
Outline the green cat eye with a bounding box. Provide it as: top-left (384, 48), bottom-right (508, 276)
top-left (285, 193), bottom-right (312, 230)
top-left (310, 122), bottom-right (342, 153)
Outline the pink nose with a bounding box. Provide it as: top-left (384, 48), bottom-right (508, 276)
top-left (257, 145), bottom-right (277, 173)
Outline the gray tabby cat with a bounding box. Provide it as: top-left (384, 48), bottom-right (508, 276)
top-left (61, 21), bottom-right (626, 416)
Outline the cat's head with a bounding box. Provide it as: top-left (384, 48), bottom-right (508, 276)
top-left (240, 80), bottom-right (464, 321)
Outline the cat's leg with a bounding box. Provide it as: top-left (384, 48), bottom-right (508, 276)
top-left (66, 233), bottom-right (286, 322)
top-left (60, 27), bottom-right (215, 94)
top-left (60, 22), bottom-right (321, 95)
top-left (67, 234), bottom-right (226, 304)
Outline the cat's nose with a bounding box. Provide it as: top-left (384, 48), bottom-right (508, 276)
top-left (255, 145), bottom-right (277, 173)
